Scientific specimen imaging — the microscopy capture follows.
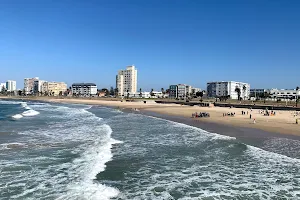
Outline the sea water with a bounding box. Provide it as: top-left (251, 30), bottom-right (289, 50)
top-left (0, 100), bottom-right (300, 199)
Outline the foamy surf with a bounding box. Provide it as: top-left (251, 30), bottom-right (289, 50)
top-left (57, 125), bottom-right (121, 200)
top-left (12, 114), bottom-right (23, 119)
top-left (22, 110), bottom-right (40, 117)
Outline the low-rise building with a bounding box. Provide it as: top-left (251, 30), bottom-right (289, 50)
top-left (6, 80), bottom-right (16, 92)
top-left (42, 82), bottom-right (67, 96)
top-left (207, 81), bottom-right (250, 100)
top-left (269, 89), bottom-right (300, 99)
top-left (250, 89), bottom-right (268, 98)
top-left (72, 83), bottom-right (97, 96)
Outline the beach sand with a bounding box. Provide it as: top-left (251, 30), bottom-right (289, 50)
top-left (2, 97), bottom-right (300, 136)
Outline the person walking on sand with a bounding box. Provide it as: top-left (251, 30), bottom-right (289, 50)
top-left (253, 118), bottom-right (256, 124)
top-left (250, 114), bottom-right (252, 119)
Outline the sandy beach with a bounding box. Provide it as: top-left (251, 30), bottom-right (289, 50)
top-left (2, 97), bottom-right (300, 136)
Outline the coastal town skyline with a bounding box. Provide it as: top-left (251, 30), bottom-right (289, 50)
top-left (1, 0), bottom-right (300, 90)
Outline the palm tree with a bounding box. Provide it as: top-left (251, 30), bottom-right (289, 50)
top-left (161, 88), bottom-right (165, 98)
top-left (296, 86), bottom-right (299, 107)
top-left (235, 87), bottom-right (241, 101)
top-left (150, 89), bottom-right (154, 97)
top-left (242, 85), bottom-right (247, 100)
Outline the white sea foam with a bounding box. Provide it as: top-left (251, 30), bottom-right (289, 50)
top-left (12, 114), bottom-right (23, 119)
top-left (5, 104), bottom-right (121, 199)
top-left (0, 142), bottom-right (27, 150)
top-left (21, 109), bottom-right (40, 117)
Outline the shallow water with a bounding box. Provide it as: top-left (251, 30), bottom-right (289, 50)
top-left (1, 100), bottom-right (300, 199)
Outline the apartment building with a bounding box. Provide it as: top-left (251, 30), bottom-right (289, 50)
top-left (33, 80), bottom-right (46, 94)
top-left (24, 77), bottom-right (39, 94)
top-left (169, 85), bottom-right (178, 98)
top-left (169, 84), bottom-right (194, 98)
top-left (177, 84), bottom-right (187, 98)
top-left (42, 82), bottom-right (67, 96)
top-left (207, 81), bottom-right (250, 100)
top-left (71, 83), bottom-right (97, 96)
top-left (6, 80), bottom-right (16, 92)
top-left (116, 65), bottom-right (137, 96)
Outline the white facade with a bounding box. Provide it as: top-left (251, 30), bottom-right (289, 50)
top-left (72, 83), bottom-right (97, 96)
top-left (24, 77), bottom-right (39, 94)
top-left (177, 84), bottom-right (187, 98)
top-left (207, 81), bottom-right (250, 100)
top-left (6, 80), bottom-right (16, 92)
top-left (127, 92), bottom-right (151, 98)
top-left (116, 65), bottom-right (138, 96)
top-left (269, 89), bottom-right (300, 99)
top-left (33, 80), bottom-right (45, 94)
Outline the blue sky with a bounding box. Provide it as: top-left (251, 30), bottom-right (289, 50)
top-left (0, 0), bottom-right (299, 91)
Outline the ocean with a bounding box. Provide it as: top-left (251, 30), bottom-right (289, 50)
top-left (0, 100), bottom-right (300, 200)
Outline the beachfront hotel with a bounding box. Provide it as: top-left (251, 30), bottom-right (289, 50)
top-left (71, 83), bottom-right (97, 96)
top-left (24, 77), bottom-right (39, 94)
top-left (6, 80), bottom-right (16, 92)
top-left (207, 81), bottom-right (250, 100)
top-left (42, 82), bottom-right (67, 96)
top-left (116, 65), bottom-right (137, 96)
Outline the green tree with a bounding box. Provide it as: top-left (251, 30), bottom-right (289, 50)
top-left (1, 86), bottom-right (6, 94)
top-left (242, 85), bottom-right (247, 100)
top-left (196, 91), bottom-right (204, 102)
top-left (235, 87), bottom-right (241, 101)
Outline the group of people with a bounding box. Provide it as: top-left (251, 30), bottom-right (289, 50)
top-left (223, 112), bottom-right (235, 117)
top-left (192, 112), bottom-right (210, 118)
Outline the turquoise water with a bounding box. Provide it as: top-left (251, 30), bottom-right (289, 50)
top-left (0, 100), bottom-right (300, 199)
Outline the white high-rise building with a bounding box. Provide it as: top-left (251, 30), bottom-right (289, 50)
top-left (207, 81), bottom-right (250, 100)
top-left (6, 80), bottom-right (16, 92)
top-left (116, 65), bottom-right (137, 96)
top-left (24, 77), bottom-right (39, 94)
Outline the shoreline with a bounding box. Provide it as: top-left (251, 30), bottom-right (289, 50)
top-left (1, 96), bottom-right (300, 138)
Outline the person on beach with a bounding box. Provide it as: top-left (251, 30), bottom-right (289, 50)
top-left (250, 114), bottom-right (252, 119)
top-left (253, 118), bottom-right (256, 124)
